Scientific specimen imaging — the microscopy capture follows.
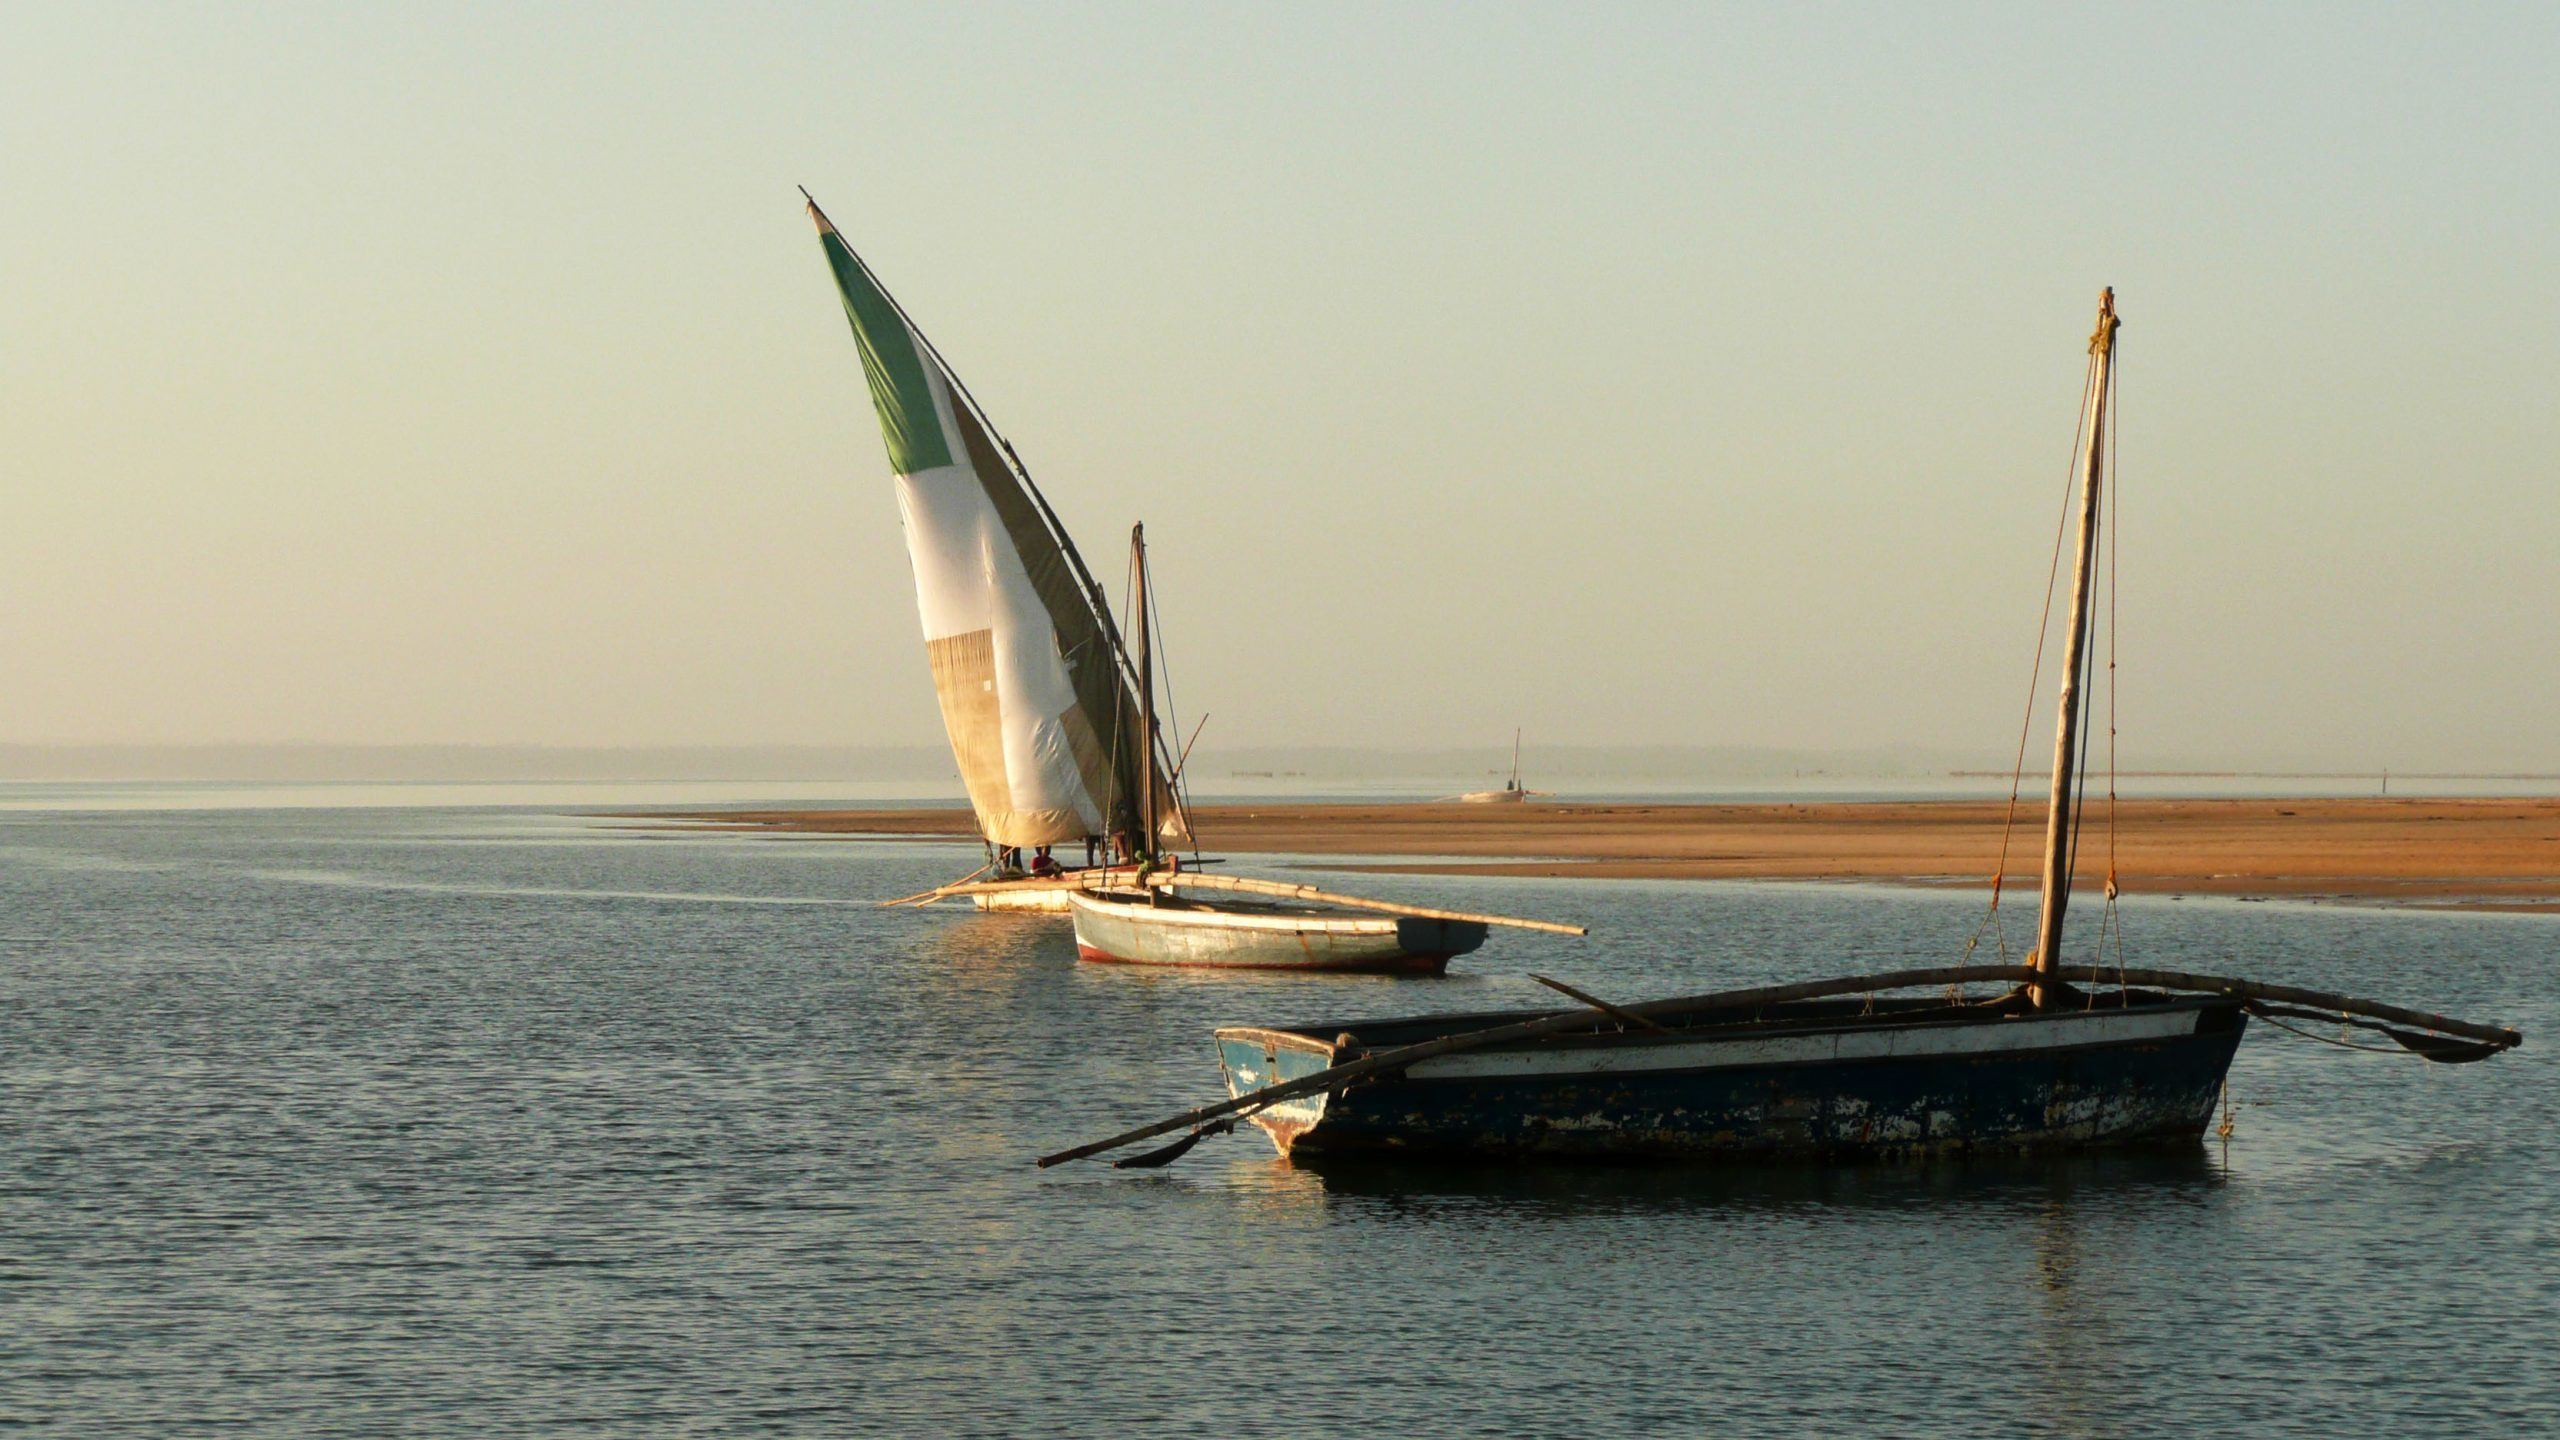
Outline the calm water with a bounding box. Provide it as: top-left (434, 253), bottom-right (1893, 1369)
top-left (2, 803), bottom-right (2553, 1436)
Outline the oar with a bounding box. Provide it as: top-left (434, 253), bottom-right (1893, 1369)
top-left (877, 861), bottom-right (993, 908)
top-left (1161, 871), bottom-right (1587, 936)
top-left (1115, 974), bottom-right (1665, 1170)
top-left (1035, 964), bottom-right (2041, 1167)
top-left (1529, 973), bottom-right (1672, 1035)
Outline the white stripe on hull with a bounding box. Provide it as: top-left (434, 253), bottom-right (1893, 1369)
top-left (1406, 1004), bottom-right (2205, 1081)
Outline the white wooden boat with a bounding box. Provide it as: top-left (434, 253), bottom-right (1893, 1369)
top-left (1068, 889), bottom-right (1486, 973)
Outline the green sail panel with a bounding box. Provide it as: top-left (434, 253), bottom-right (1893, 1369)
top-left (818, 227), bottom-right (952, 475)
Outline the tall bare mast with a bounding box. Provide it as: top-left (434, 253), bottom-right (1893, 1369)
top-left (1131, 524), bottom-right (1158, 865)
top-left (2029, 288), bottom-right (2120, 1008)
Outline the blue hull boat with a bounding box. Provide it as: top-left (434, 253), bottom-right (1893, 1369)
top-left (1215, 992), bottom-right (2246, 1161)
top-left (1028, 294), bottom-right (2518, 1179)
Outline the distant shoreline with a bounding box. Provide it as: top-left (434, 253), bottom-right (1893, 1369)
top-left (617, 796), bottom-right (2560, 914)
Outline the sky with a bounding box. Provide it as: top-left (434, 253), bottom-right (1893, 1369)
top-left (4, 2), bottom-right (2555, 771)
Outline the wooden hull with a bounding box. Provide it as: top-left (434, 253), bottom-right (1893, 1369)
top-left (1069, 890), bottom-right (1486, 974)
top-left (1215, 995), bottom-right (2245, 1161)
top-left (960, 869), bottom-right (1149, 914)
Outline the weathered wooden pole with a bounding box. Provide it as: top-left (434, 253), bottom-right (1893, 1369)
top-left (2030, 289), bottom-right (2119, 1009)
top-left (1130, 524), bottom-right (1158, 864)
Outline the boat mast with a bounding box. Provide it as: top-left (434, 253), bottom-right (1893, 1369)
top-left (2029, 288), bottom-right (2120, 1009)
top-left (1131, 524), bottom-right (1158, 866)
top-left (1511, 728), bottom-right (1522, 791)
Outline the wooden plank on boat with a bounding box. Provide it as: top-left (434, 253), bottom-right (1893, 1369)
top-left (906, 868), bottom-right (1157, 904)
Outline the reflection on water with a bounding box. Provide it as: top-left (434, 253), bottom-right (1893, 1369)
top-left (1286, 1146), bottom-right (2228, 1216)
top-left (0, 804), bottom-right (2550, 1437)
top-left (917, 909), bottom-right (1066, 968)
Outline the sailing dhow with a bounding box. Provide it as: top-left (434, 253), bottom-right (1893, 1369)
top-left (804, 192), bottom-right (1184, 910)
top-left (808, 192), bottom-right (1583, 961)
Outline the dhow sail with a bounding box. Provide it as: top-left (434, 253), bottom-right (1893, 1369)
top-left (806, 195), bottom-right (1183, 849)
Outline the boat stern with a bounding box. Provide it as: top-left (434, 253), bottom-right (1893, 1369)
top-left (1398, 917), bottom-right (1490, 963)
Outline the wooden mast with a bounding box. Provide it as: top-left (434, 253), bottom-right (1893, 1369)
top-left (1510, 728), bottom-right (1522, 792)
top-left (1130, 524), bottom-right (1158, 867)
top-left (2029, 288), bottom-right (2120, 1008)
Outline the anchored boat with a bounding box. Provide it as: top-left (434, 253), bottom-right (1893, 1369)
top-left (1039, 289), bottom-right (2522, 1171)
top-left (1056, 525), bottom-right (1531, 973)
top-left (1213, 981), bottom-right (2244, 1160)
top-left (1069, 890), bottom-right (1486, 973)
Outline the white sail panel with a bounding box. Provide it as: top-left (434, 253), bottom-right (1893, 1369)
top-left (894, 421), bottom-right (1108, 840)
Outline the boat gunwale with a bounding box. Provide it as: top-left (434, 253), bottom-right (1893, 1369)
top-left (1214, 991), bottom-right (2243, 1063)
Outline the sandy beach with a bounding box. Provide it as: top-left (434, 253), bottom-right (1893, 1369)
top-left (633, 797), bottom-right (2560, 910)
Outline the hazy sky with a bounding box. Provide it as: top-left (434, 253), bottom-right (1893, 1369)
top-left (6, 3), bottom-right (2555, 769)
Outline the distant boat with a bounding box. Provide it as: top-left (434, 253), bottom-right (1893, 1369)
top-left (1038, 288), bottom-right (2519, 1172)
top-left (802, 192), bottom-right (1187, 911)
top-left (1455, 729), bottom-right (1543, 803)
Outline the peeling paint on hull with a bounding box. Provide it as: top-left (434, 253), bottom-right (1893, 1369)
top-left (1215, 998), bottom-right (2246, 1162)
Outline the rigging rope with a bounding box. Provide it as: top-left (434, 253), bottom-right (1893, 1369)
top-left (2246, 1003), bottom-right (2434, 1057)
top-left (2101, 345), bottom-right (2127, 988)
top-left (1140, 542), bottom-right (1205, 864)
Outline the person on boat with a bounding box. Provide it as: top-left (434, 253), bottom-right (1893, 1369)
top-left (1031, 846), bottom-right (1061, 878)
top-left (1082, 835), bottom-right (1099, 869)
